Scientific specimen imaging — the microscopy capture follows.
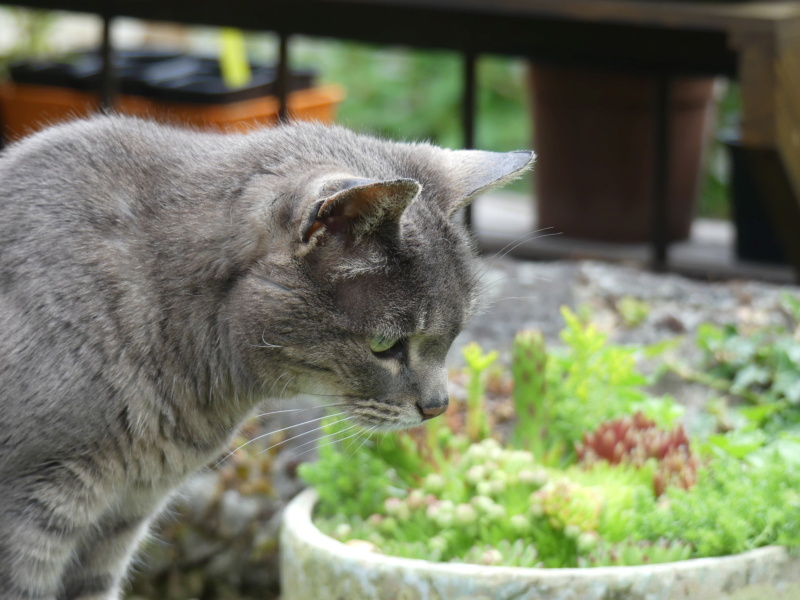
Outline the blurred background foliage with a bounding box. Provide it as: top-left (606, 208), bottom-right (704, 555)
top-left (0, 9), bottom-right (740, 217)
top-left (255, 37), bottom-right (533, 152)
top-left (269, 35), bottom-right (741, 215)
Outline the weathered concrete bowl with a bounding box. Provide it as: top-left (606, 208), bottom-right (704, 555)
top-left (281, 489), bottom-right (800, 600)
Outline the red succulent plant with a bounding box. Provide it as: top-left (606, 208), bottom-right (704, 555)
top-left (576, 412), bottom-right (698, 496)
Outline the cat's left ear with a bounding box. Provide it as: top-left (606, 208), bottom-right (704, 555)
top-left (444, 149), bottom-right (535, 216)
top-left (300, 178), bottom-right (421, 244)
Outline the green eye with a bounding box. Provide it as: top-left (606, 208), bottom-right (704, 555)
top-left (370, 334), bottom-right (399, 354)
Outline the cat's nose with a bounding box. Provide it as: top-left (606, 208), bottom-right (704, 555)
top-left (418, 397), bottom-right (449, 420)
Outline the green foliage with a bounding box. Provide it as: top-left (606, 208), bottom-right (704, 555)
top-left (543, 307), bottom-right (679, 450)
top-left (676, 299), bottom-right (800, 454)
top-left (311, 436), bottom-right (580, 567)
top-left (291, 40), bottom-right (532, 155)
top-left (615, 296), bottom-right (650, 328)
top-left (297, 417), bottom-right (406, 518)
top-left (625, 453), bottom-right (800, 556)
top-left (694, 313), bottom-right (800, 409)
top-left (506, 309), bottom-right (679, 462)
top-left (0, 7), bottom-right (58, 78)
top-left (301, 306), bottom-right (800, 570)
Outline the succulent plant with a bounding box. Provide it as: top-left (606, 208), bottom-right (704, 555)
top-left (463, 343), bottom-right (498, 441)
top-left (576, 412), bottom-right (698, 496)
top-left (457, 539), bottom-right (540, 568)
top-left (530, 478), bottom-right (603, 534)
top-left (511, 330), bottom-right (549, 452)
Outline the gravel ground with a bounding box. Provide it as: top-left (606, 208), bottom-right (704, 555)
top-left (127, 257), bottom-right (799, 600)
top-left (452, 258), bottom-right (796, 361)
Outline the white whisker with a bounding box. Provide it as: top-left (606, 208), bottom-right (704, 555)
top-left (278, 374), bottom-right (296, 398)
top-left (253, 329), bottom-right (284, 349)
top-left (469, 229), bottom-right (562, 298)
top-left (254, 415), bottom-right (353, 457)
top-left (291, 424), bottom-right (364, 460)
top-left (265, 372), bottom-right (291, 398)
top-left (214, 411), bottom-right (347, 467)
top-left (490, 296), bottom-right (540, 303)
top-left (250, 401), bottom-right (348, 420)
top-left (472, 228), bottom-right (555, 281)
top-left (489, 229), bottom-right (561, 264)
top-left (350, 425), bottom-right (378, 456)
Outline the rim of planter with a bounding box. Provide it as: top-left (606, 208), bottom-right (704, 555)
top-left (280, 488), bottom-right (800, 600)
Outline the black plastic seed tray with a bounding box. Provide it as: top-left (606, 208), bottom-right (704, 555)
top-left (9, 50), bottom-right (316, 104)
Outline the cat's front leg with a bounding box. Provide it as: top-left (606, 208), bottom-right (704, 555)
top-left (0, 459), bottom-right (118, 600)
top-left (0, 497), bottom-right (88, 600)
top-left (58, 515), bottom-right (152, 600)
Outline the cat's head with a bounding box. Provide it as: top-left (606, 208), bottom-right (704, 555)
top-left (225, 124), bottom-right (533, 431)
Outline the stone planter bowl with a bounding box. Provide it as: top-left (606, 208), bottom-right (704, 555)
top-left (281, 489), bottom-right (800, 600)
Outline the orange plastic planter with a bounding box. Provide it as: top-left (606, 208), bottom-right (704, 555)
top-left (0, 82), bottom-right (345, 141)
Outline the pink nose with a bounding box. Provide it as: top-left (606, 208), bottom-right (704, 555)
top-left (419, 401), bottom-right (448, 420)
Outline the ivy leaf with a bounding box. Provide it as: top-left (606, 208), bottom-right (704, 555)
top-left (773, 372), bottom-right (800, 405)
top-left (785, 341), bottom-right (800, 365)
top-left (772, 438), bottom-right (800, 465)
top-left (737, 402), bottom-right (785, 426)
top-left (705, 430), bottom-right (766, 458)
top-left (780, 292), bottom-right (800, 323)
top-left (730, 364), bottom-right (771, 394)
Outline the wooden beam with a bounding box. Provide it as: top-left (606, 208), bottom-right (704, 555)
top-left (729, 28), bottom-right (777, 148)
top-left (320, 0), bottom-right (800, 32)
top-left (775, 20), bottom-right (800, 198)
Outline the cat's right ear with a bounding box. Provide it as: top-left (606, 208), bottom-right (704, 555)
top-left (444, 149), bottom-right (535, 216)
top-left (299, 177), bottom-right (421, 245)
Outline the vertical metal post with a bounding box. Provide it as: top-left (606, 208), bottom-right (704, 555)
top-left (651, 75), bottom-right (671, 272)
top-left (276, 32), bottom-right (290, 122)
top-left (462, 49), bottom-right (477, 230)
top-left (99, 12), bottom-right (115, 111)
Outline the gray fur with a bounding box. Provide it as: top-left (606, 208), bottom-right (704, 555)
top-left (0, 115), bottom-right (533, 600)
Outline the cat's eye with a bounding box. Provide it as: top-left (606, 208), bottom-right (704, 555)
top-left (369, 334), bottom-right (398, 354)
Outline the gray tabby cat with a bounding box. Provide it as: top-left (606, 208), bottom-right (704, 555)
top-left (0, 115), bottom-right (532, 600)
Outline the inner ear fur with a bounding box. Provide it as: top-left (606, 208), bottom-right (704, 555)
top-left (300, 178), bottom-right (421, 244)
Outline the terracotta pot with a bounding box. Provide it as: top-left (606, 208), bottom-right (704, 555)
top-left (0, 82), bottom-right (344, 141)
top-left (530, 65), bottom-right (716, 243)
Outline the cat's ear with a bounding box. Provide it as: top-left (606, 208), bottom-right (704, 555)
top-left (444, 150), bottom-right (535, 216)
top-left (300, 178), bottom-right (421, 244)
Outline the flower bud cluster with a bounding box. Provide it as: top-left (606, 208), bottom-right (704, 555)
top-left (461, 438), bottom-right (547, 498)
